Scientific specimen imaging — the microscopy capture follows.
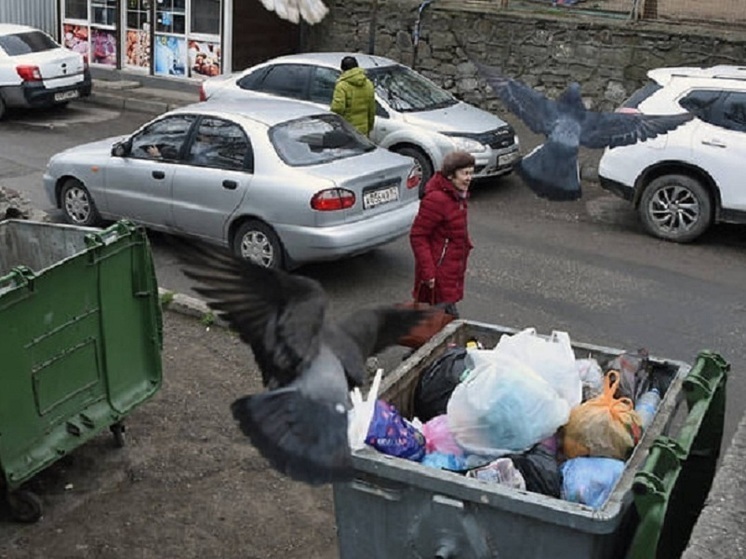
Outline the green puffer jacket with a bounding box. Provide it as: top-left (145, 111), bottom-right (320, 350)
top-left (330, 67), bottom-right (376, 136)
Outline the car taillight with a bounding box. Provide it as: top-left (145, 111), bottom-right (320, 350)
top-left (406, 165), bottom-right (421, 189)
top-left (199, 84), bottom-right (207, 102)
top-left (16, 65), bottom-right (42, 82)
top-left (310, 188), bottom-right (356, 211)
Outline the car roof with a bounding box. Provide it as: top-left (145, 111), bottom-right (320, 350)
top-left (0, 24), bottom-right (40, 37)
top-left (256, 52), bottom-right (401, 71)
top-left (171, 97), bottom-right (330, 126)
top-left (649, 65), bottom-right (746, 87)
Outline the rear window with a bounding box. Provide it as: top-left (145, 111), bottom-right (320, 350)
top-left (270, 114), bottom-right (376, 166)
top-left (620, 81), bottom-right (663, 109)
top-left (0, 31), bottom-right (59, 56)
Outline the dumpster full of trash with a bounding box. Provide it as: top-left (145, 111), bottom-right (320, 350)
top-left (0, 219), bottom-right (162, 522)
top-left (334, 320), bottom-right (727, 559)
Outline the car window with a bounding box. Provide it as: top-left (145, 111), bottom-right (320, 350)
top-left (620, 81), bottom-right (662, 109)
top-left (310, 66), bottom-right (339, 104)
top-left (255, 64), bottom-right (311, 100)
top-left (678, 90), bottom-right (722, 123)
top-left (187, 117), bottom-right (252, 171)
top-left (270, 114), bottom-right (376, 166)
top-left (720, 92), bottom-right (746, 133)
top-left (130, 115), bottom-right (196, 161)
top-left (366, 64), bottom-right (457, 113)
top-left (0, 31), bottom-right (59, 56)
top-left (237, 67), bottom-right (268, 91)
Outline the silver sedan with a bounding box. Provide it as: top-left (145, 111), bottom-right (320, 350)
top-left (43, 98), bottom-right (419, 269)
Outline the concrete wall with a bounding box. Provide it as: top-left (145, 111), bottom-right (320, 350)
top-left (305, 1), bottom-right (746, 112)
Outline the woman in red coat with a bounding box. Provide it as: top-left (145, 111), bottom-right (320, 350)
top-left (410, 151), bottom-right (475, 318)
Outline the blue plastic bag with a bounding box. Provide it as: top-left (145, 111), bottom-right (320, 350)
top-left (421, 451), bottom-right (467, 471)
top-left (561, 457), bottom-right (625, 508)
top-left (365, 400), bottom-right (426, 461)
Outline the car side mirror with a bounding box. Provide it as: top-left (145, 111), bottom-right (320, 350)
top-left (112, 140), bottom-right (131, 157)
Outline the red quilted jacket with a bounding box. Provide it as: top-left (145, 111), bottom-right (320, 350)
top-left (410, 172), bottom-right (473, 304)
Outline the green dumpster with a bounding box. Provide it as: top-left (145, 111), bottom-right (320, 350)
top-left (333, 320), bottom-right (728, 559)
top-left (0, 219), bottom-right (162, 522)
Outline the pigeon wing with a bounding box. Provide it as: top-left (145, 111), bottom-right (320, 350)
top-left (170, 239), bottom-right (327, 388)
top-left (474, 61), bottom-right (558, 135)
top-left (579, 111), bottom-right (694, 149)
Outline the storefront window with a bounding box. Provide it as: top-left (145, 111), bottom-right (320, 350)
top-left (191, 0), bottom-right (220, 35)
top-left (156, 0), bottom-right (187, 34)
top-left (65, 0), bottom-right (88, 20)
top-left (91, 0), bottom-right (117, 26)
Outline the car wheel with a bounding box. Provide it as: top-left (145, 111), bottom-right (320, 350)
top-left (233, 220), bottom-right (284, 269)
top-left (394, 146), bottom-right (433, 199)
top-left (60, 178), bottom-right (102, 227)
top-left (0, 96), bottom-right (6, 120)
top-left (639, 174), bottom-right (712, 243)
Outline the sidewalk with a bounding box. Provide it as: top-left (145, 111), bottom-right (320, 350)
top-left (77, 72), bottom-right (746, 558)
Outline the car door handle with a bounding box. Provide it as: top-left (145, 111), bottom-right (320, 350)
top-left (222, 179), bottom-right (238, 190)
top-left (152, 170), bottom-right (166, 179)
top-left (701, 139), bottom-right (726, 148)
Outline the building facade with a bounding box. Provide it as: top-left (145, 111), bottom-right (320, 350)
top-left (54, 0), bottom-right (300, 80)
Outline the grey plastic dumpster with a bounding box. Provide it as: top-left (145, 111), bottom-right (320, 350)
top-left (333, 320), bottom-right (695, 559)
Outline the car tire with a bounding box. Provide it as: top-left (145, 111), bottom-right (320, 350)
top-left (233, 220), bottom-right (284, 269)
top-left (0, 96), bottom-right (6, 120)
top-left (639, 174), bottom-right (712, 243)
top-left (60, 178), bottom-right (102, 227)
top-left (394, 146), bottom-right (433, 199)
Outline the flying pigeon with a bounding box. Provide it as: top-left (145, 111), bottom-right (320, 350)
top-left (171, 239), bottom-right (431, 485)
top-left (474, 62), bottom-right (694, 201)
top-left (258, 0), bottom-right (328, 25)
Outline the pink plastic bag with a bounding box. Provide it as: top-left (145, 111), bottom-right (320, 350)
top-left (422, 415), bottom-right (464, 456)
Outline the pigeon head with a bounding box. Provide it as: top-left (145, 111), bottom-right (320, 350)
top-left (559, 82), bottom-right (585, 110)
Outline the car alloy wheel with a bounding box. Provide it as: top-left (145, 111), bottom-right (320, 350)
top-left (61, 178), bottom-right (101, 226)
top-left (233, 220), bottom-right (283, 269)
top-left (639, 174), bottom-right (712, 243)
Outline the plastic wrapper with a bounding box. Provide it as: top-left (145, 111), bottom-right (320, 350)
top-left (561, 457), bottom-right (626, 508)
top-left (466, 458), bottom-right (526, 490)
top-left (365, 400), bottom-right (426, 461)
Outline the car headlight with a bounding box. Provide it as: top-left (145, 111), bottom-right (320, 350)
top-left (448, 136), bottom-right (487, 153)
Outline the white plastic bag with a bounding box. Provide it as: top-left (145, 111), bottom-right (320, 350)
top-left (347, 368), bottom-right (383, 451)
top-left (446, 350), bottom-right (571, 457)
top-left (493, 328), bottom-right (582, 408)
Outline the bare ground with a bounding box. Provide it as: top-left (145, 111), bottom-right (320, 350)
top-left (0, 311), bottom-right (339, 559)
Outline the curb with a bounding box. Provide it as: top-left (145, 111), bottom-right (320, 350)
top-left (157, 287), bottom-right (229, 329)
top-left (82, 92), bottom-right (189, 116)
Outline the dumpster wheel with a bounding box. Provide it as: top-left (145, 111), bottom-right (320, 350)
top-left (110, 422), bottom-right (126, 448)
top-left (6, 489), bottom-right (43, 523)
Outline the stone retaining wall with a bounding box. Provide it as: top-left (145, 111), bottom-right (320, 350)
top-left (305, 1), bottom-right (746, 112)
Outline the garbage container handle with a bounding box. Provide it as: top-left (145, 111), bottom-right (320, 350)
top-left (0, 266), bottom-right (35, 295)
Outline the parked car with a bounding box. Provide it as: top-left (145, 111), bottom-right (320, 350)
top-left (598, 65), bottom-right (746, 242)
top-left (0, 24), bottom-right (91, 119)
top-left (43, 98), bottom-right (420, 269)
top-left (200, 52), bottom-right (520, 196)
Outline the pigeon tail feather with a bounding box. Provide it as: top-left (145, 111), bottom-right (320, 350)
top-left (518, 141), bottom-right (582, 201)
top-left (231, 389), bottom-right (353, 485)
top-left (258, 0), bottom-right (328, 25)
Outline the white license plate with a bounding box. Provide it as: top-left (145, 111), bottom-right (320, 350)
top-left (498, 151), bottom-right (518, 166)
top-left (363, 185), bottom-right (399, 209)
top-left (54, 90), bottom-right (80, 102)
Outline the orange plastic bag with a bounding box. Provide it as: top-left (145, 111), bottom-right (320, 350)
top-left (563, 371), bottom-right (643, 460)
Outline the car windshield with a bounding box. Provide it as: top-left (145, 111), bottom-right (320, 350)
top-left (270, 114), bottom-right (375, 166)
top-left (367, 64), bottom-right (457, 112)
top-left (0, 31), bottom-right (59, 56)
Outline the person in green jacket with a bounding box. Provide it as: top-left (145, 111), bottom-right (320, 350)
top-left (330, 56), bottom-right (376, 136)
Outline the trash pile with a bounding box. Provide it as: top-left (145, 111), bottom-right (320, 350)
top-left (349, 328), bottom-right (674, 509)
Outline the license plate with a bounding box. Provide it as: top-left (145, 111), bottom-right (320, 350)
top-left (54, 90), bottom-right (80, 102)
top-left (498, 151), bottom-right (518, 166)
top-left (363, 185), bottom-right (399, 209)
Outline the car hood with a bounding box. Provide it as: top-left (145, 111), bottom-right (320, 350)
top-left (399, 101), bottom-right (507, 134)
top-left (52, 136), bottom-right (128, 160)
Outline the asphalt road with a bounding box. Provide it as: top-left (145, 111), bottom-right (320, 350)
top-left (1, 101), bottom-right (744, 453)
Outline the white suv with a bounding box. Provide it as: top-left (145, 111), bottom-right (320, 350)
top-left (0, 24), bottom-right (91, 119)
top-left (598, 65), bottom-right (746, 242)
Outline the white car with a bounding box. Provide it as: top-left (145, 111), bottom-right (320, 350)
top-left (0, 23), bottom-right (91, 119)
top-left (598, 65), bottom-right (746, 242)
top-left (200, 52), bottom-right (520, 197)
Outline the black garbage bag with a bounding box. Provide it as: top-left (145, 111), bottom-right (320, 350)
top-left (507, 444), bottom-right (562, 498)
top-left (413, 346), bottom-right (469, 422)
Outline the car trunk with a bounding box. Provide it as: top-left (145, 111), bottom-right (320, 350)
top-left (14, 48), bottom-right (86, 87)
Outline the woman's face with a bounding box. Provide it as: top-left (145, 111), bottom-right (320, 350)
top-left (449, 166), bottom-right (474, 192)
